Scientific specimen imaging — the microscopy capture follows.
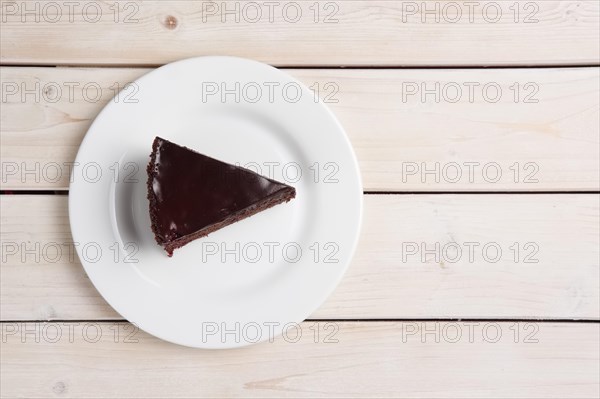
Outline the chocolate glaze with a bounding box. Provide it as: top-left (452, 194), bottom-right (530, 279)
top-left (147, 136), bottom-right (296, 256)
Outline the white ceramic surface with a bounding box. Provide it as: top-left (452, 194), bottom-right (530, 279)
top-left (69, 56), bottom-right (362, 348)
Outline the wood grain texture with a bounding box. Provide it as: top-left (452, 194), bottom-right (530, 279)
top-left (1, 2), bottom-right (599, 397)
top-left (1, 67), bottom-right (598, 191)
top-left (2, 194), bottom-right (598, 321)
top-left (1, 1), bottom-right (599, 66)
top-left (1, 321), bottom-right (598, 398)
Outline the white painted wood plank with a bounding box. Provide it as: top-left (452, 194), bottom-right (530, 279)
top-left (1, 194), bottom-right (598, 320)
top-left (1, 1), bottom-right (598, 66)
top-left (1, 322), bottom-right (598, 398)
top-left (2, 67), bottom-right (598, 191)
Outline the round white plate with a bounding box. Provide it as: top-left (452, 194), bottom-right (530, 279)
top-left (69, 56), bottom-right (362, 348)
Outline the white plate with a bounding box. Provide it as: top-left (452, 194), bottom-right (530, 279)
top-left (69, 56), bottom-right (362, 348)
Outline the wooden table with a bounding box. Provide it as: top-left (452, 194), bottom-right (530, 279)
top-left (1, 1), bottom-right (599, 397)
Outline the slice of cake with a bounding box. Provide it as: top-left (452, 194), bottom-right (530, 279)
top-left (147, 136), bottom-right (296, 257)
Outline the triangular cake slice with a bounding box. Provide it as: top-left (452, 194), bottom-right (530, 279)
top-left (147, 136), bottom-right (296, 257)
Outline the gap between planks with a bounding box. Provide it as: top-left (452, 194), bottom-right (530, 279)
top-left (1, 319), bottom-right (598, 324)
top-left (2, 64), bottom-right (600, 69)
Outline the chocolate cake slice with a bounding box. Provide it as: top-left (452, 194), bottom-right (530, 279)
top-left (147, 136), bottom-right (296, 257)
